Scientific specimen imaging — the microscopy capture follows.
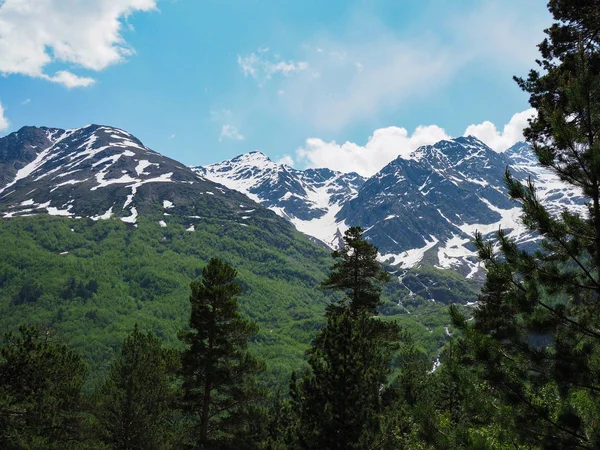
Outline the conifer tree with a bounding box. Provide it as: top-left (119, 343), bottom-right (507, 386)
top-left (179, 258), bottom-right (265, 449)
top-left (453, 1), bottom-right (600, 447)
top-left (322, 226), bottom-right (391, 315)
top-left (0, 326), bottom-right (86, 449)
top-left (94, 324), bottom-right (179, 450)
top-left (291, 227), bottom-right (400, 449)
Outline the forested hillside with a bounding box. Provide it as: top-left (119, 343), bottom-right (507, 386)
top-left (0, 214), bottom-right (472, 389)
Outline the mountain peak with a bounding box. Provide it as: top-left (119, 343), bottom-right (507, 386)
top-left (434, 135), bottom-right (490, 153)
top-left (454, 135), bottom-right (487, 146)
top-left (0, 124), bottom-right (266, 225)
top-left (228, 151), bottom-right (276, 168)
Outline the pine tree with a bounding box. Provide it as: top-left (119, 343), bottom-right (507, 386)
top-left (291, 227), bottom-right (400, 449)
top-left (179, 258), bottom-right (265, 449)
top-left (322, 226), bottom-right (391, 315)
top-left (94, 324), bottom-right (180, 450)
top-left (453, 1), bottom-right (600, 447)
top-left (0, 326), bottom-right (86, 449)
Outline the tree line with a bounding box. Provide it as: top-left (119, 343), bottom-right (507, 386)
top-left (3, 0), bottom-right (600, 448)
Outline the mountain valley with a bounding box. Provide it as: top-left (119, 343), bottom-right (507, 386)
top-left (0, 125), bottom-right (483, 386)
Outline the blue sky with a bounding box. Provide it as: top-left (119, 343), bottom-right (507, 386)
top-left (0, 0), bottom-right (551, 176)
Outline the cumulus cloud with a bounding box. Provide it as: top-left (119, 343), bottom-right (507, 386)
top-left (0, 101), bottom-right (9, 132)
top-left (237, 49), bottom-right (308, 82)
top-left (277, 155), bottom-right (294, 167)
top-left (0, 0), bottom-right (157, 87)
top-left (219, 125), bottom-right (245, 142)
top-left (464, 109), bottom-right (536, 152)
top-left (295, 110), bottom-right (534, 177)
top-left (297, 125), bottom-right (450, 176)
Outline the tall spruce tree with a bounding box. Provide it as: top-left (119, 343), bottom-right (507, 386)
top-left (0, 326), bottom-right (86, 449)
top-left (453, 1), bottom-right (600, 447)
top-left (179, 258), bottom-right (265, 450)
top-left (321, 226), bottom-right (391, 315)
top-left (94, 324), bottom-right (180, 450)
top-left (291, 227), bottom-right (400, 449)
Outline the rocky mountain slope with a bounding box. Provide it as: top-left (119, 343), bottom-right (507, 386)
top-left (195, 152), bottom-right (365, 247)
top-left (199, 137), bottom-right (586, 279)
top-left (0, 125), bottom-right (278, 229)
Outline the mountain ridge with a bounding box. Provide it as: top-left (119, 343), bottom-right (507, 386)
top-left (0, 124), bottom-right (287, 233)
top-left (197, 136), bottom-right (587, 279)
top-left (0, 124), bottom-right (586, 281)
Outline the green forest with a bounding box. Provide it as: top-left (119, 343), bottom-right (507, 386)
top-left (3, 0), bottom-right (600, 448)
top-left (0, 212), bottom-right (469, 391)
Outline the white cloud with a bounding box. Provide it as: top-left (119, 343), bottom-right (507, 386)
top-left (464, 109), bottom-right (536, 152)
top-left (22, 99), bottom-right (31, 105)
top-left (219, 125), bottom-right (245, 142)
top-left (169, 133), bottom-right (175, 140)
top-left (238, 53), bottom-right (260, 78)
top-left (0, 101), bottom-right (9, 132)
top-left (43, 70), bottom-right (96, 88)
top-left (277, 155), bottom-right (294, 167)
top-left (0, 0), bottom-right (157, 87)
top-left (296, 109), bottom-right (533, 177)
top-left (237, 49), bottom-right (309, 81)
top-left (297, 124), bottom-right (450, 177)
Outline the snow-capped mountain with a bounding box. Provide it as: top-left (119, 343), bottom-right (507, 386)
top-left (0, 125), bottom-right (278, 228)
top-left (1, 125), bottom-right (585, 281)
top-left (194, 152), bottom-right (365, 247)
top-left (199, 137), bottom-right (586, 279)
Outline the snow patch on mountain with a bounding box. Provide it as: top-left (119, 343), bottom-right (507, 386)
top-left (0, 130), bottom-right (73, 195)
top-left (379, 237), bottom-right (439, 268)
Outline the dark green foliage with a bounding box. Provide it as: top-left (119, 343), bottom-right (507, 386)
top-left (0, 215), bottom-right (334, 390)
top-left (291, 226), bottom-right (401, 449)
top-left (62, 277), bottom-right (99, 301)
top-left (0, 325), bottom-right (86, 449)
top-left (12, 280), bottom-right (43, 305)
top-left (0, 215), bottom-right (458, 390)
top-left (322, 226), bottom-right (391, 315)
top-left (452, 2), bottom-right (600, 448)
top-left (94, 324), bottom-right (180, 449)
top-left (292, 310), bottom-right (400, 449)
top-left (179, 258), bottom-right (266, 449)
top-left (255, 393), bottom-right (298, 450)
